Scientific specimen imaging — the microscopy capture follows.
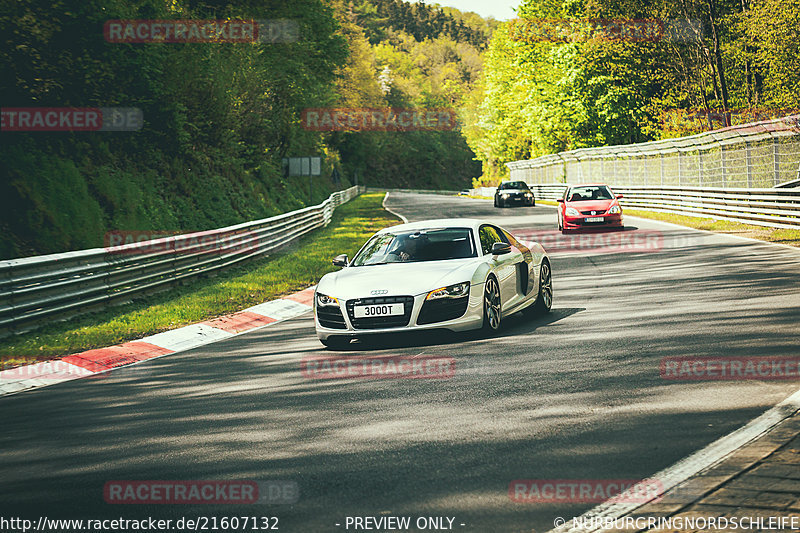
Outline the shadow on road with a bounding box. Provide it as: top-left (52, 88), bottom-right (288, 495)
top-left (323, 307), bottom-right (586, 352)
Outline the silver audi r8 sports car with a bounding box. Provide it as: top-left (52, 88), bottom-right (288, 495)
top-left (314, 219), bottom-right (552, 348)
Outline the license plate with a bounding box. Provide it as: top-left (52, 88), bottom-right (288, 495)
top-left (354, 303), bottom-right (404, 318)
top-left (585, 217), bottom-right (604, 222)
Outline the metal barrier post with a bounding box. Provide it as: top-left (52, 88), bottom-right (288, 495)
top-left (773, 137), bottom-right (780, 186)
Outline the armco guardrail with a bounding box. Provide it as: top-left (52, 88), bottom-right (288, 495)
top-left (470, 184), bottom-right (567, 200)
top-left (499, 114), bottom-right (800, 228)
top-left (0, 186), bottom-right (363, 337)
top-left (473, 182), bottom-right (800, 229)
top-left (528, 184), bottom-right (569, 200)
top-left (382, 188), bottom-right (460, 195)
top-left (613, 186), bottom-right (800, 228)
top-left (506, 115), bottom-right (800, 188)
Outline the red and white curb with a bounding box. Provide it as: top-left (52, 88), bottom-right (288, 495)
top-left (0, 286), bottom-right (316, 398)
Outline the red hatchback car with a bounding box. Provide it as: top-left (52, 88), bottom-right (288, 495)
top-left (557, 184), bottom-right (624, 233)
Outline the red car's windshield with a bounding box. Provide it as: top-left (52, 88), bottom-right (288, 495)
top-left (566, 186), bottom-right (614, 201)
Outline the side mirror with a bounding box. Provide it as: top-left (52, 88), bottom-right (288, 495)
top-left (557, 198), bottom-right (564, 203)
top-left (491, 242), bottom-right (512, 256)
top-left (332, 254), bottom-right (348, 267)
top-left (616, 194), bottom-right (624, 199)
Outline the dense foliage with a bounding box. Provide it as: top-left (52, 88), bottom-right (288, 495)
top-left (464, 0), bottom-right (800, 181)
top-left (354, 0), bottom-right (492, 46)
top-left (0, 0), bottom-right (488, 258)
top-left (4, 0), bottom-right (796, 255)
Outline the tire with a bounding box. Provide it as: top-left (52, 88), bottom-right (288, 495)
top-left (494, 197), bottom-right (499, 207)
top-left (320, 337), bottom-right (351, 350)
top-left (526, 261), bottom-right (552, 316)
top-left (482, 276), bottom-right (502, 333)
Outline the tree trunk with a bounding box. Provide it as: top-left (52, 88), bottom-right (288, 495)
top-left (740, 0), bottom-right (754, 107)
top-left (708, 0), bottom-right (731, 125)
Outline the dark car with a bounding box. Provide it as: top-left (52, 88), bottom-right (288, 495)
top-left (494, 181), bottom-right (535, 207)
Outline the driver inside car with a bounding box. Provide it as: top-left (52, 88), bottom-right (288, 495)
top-left (389, 233), bottom-right (424, 262)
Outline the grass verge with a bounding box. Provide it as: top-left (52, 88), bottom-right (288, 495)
top-left (0, 193), bottom-right (400, 368)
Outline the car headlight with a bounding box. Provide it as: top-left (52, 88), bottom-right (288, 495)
top-left (608, 205), bottom-right (621, 214)
top-left (565, 207), bottom-right (580, 216)
top-left (525, 192), bottom-right (533, 197)
top-left (316, 293), bottom-right (339, 307)
top-left (426, 281), bottom-right (470, 300)
top-left (500, 192), bottom-right (509, 196)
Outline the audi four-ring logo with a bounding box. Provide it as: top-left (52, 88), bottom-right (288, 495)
top-left (370, 289), bottom-right (389, 295)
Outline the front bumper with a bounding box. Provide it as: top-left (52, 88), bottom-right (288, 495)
top-left (497, 194), bottom-right (534, 206)
top-left (315, 289), bottom-right (484, 340)
top-left (563, 213), bottom-right (623, 230)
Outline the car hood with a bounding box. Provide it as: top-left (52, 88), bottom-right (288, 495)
top-left (497, 189), bottom-right (530, 194)
top-left (566, 199), bottom-right (616, 211)
top-left (318, 258), bottom-right (483, 299)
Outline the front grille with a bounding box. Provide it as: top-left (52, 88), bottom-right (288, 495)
top-left (581, 210), bottom-right (607, 215)
top-left (346, 296), bottom-right (414, 329)
top-left (417, 297), bottom-right (469, 325)
top-left (317, 306), bottom-right (347, 329)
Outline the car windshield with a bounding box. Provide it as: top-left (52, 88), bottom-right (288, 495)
top-left (499, 181), bottom-right (529, 190)
top-left (350, 228), bottom-right (477, 266)
top-left (567, 186), bottom-right (614, 201)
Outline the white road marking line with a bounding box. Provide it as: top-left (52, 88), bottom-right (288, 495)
top-left (549, 387), bottom-right (800, 533)
top-left (383, 192), bottom-right (409, 224)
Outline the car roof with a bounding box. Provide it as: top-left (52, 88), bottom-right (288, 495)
top-left (566, 183), bottom-right (611, 188)
top-left (377, 218), bottom-right (485, 233)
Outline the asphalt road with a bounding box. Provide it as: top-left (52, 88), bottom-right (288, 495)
top-left (2, 192), bottom-right (800, 533)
